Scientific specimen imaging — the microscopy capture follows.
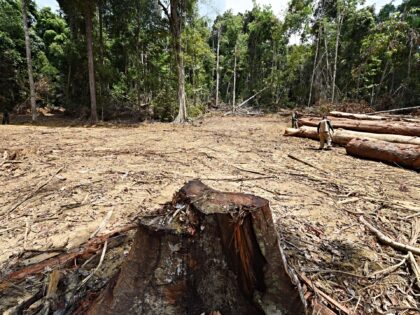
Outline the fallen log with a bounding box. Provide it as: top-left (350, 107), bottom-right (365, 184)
top-left (284, 126), bottom-right (420, 146)
top-left (86, 180), bottom-right (307, 315)
top-left (346, 138), bottom-right (420, 170)
top-left (329, 111), bottom-right (387, 120)
top-left (299, 117), bottom-right (420, 137)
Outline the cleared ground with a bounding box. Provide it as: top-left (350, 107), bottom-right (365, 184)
top-left (1, 114), bottom-right (419, 313)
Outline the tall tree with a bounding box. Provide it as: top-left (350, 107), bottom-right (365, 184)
top-left (158, 0), bottom-right (189, 123)
top-left (22, 0), bottom-right (36, 121)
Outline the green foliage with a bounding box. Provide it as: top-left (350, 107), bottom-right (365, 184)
top-left (0, 0), bottom-right (418, 116)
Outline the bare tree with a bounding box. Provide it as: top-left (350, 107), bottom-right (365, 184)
top-left (158, 0), bottom-right (187, 123)
top-left (232, 44), bottom-right (237, 110)
top-left (22, 0), bottom-right (37, 122)
top-left (331, 10), bottom-right (343, 103)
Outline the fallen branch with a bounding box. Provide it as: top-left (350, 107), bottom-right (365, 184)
top-left (368, 254), bottom-right (408, 278)
top-left (203, 175), bottom-right (276, 182)
top-left (236, 87), bottom-right (268, 108)
top-left (360, 216), bottom-right (420, 255)
top-left (78, 240), bottom-right (108, 288)
top-left (287, 154), bottom-right (328, 175)
top-left (2, 167), bottom-right (64, 216)
top-left (408, 252), bottom-right (420, 289)
top-left (2, 224), bottom-right (136, 282)
top-left (299, 273), bottom-right (351, 314)
top-left (367, 105), bottom-right (420, 115)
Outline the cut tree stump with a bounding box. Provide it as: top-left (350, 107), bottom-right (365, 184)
top-left (299, 117), bottom-right (420, 137)
top-left (284, 126), bottom-right (420, 146)
top-left (86, 180), bottom-right (306, 315)
top-left (346, 138), bottom-right (420, 170)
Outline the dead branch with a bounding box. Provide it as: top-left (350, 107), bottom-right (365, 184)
top-left (2, 224), bottom-right (136, 283)
top-left (287, 154), bottom-right (328, 175)
top-left (299, 273), bottom-right (351, 314)
top-left (408, 252), bottom-right (420, 289)
top-left (360, 216), bottom-right (420, 255)
top-left (368, 254), bottom-right (408, 278)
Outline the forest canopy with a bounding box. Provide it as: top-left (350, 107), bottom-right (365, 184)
top-left (0, 0), bottom-right (419, 122)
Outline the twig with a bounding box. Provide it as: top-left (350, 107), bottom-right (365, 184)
top-left (231, 164), bottom-right (266, 176)
top-left (368, 254), bottom-right (408, 278)
top-left (3, 167), bottom-right (64, 216)
top-left (90, 208), bottom-right (114, 239)
top-left (203, 176), bottom-right (276, 182)
top-left (360, 216), bottom-right (420, 255)
top-left (299, 273), bottom-right (351, 314)
top-left (287, 154), bottom-right (328, 175)
top-left (408, 251), bottom-right (420, 289)
top-left (78, 240), bottom-right (108, 288)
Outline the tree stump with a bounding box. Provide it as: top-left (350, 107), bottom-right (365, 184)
top-left (86, 180), bottom-right (306, 315)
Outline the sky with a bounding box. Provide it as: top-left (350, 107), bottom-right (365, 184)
top-left (36, 0), bottom-right (402, 18)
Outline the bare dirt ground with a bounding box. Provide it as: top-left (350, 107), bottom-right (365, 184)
top-left (1, 114), bottom-right (419, 314)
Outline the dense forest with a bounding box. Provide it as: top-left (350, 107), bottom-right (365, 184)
top-left (0, 0), bottom-right (419, 123)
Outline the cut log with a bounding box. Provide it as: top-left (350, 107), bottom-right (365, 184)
top-left (329, 111), bottom-right (387, 120)
top-left (86, 180), bottom-right (307, 315)
top-left (284, 126), bottom-right (420, 146)
top-left (299, 117), bottom-right (420, 137)
top-left (346, 138), bottom-right (420, 170)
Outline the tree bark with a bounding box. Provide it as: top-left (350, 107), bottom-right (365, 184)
top-left (85, 8), bottom-right (98, 123)
top-left (284, 126), bottom-right (420, 146)
top-left (299, 117), bottom-right (420, 137)
top-left (22, 0), bottom-right (37, 122)
top-left (86, 180), bottom-right (307, 315)
top-left (308, 29), bottom-right (321, 107)
top-left (346, 138), bottom-right (420, 170)
top-left (215, 27), bottom-right (221, 107)
top-left (328, 111), bottom-right (387, 120)
top-left (331, 12), bottom-right (342, 103)
top-left (232, 44), bottom-right (237, 110)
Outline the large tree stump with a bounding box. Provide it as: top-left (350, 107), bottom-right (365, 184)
top-left (86, 180), bottom-right (306, 315)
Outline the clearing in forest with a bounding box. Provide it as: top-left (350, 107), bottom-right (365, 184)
top-left (0, 115), bottom-right (419, 313)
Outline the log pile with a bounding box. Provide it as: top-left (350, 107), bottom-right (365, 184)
top-left (284, 110), bottom-right (420, 170)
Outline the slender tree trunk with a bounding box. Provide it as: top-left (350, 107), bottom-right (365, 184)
top-left (171, 1), bottom-right (187, 123)
top-left (308, 29), bottom-right (321, 107)
top-left (22, 0), bottom-right (37, 122)
top-left (85, 9), bottom-right (98, 123)
top-left (233, 44), bottom-right (237, 111)
top-left (215, 27), bottom-right (221, 107)
top-left (98, 1), bottom-right (104, 121)
top-left (331, 13), bottom-right (342, 103)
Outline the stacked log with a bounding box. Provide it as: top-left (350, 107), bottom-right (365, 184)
top-left (329, 111), bottom-right (420, 123)
top-left (346, 138), bottom-right (420, 170)
top-left (299, 117), bottom-right (420, 137)
top-left (284, 126), bottom-right (420, 146)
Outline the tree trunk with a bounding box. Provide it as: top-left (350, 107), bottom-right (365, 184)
top-left (233, 44), bottom-right (237, 110)
top-left (85, 9), bottom-right (98, 124)
top-left (284, 126), bottom-right (420, 146)
top-left (331, 13), bottom-right (342, 103)
top-left (308, 29), bottom-right (321, 107)
top-left (22, 0), bottom-right (37, 122)
top-left (299, 117), bottom-right (420, 137)
top-left (215, 27), bottom-right (221, 107)
top-left (329, 111), bottom-right (387, 120)
top-left (346, 138), bottom-right (420, 170)
top-left (86, 180), bottom-right (307, 315)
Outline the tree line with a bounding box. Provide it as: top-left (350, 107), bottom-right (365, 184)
top-left (0, 0), bottom-right (418, 123)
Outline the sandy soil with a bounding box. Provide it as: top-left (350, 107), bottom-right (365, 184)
top-left (0, 114), bottom-right (419, 313)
